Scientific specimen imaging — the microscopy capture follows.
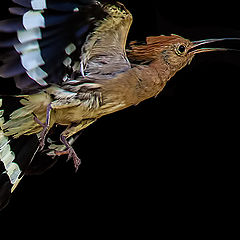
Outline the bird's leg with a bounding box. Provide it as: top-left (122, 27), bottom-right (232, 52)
top-left (54, 125), bottom-right (82, 172)
top-left (56, 134), bottom-right (81, 172)
top-left (33, 103), bottom-right (52, 150)
top-left (54, 119), bottom-right (96, 172)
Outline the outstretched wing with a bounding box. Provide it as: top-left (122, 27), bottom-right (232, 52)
top-left (80, 2), bottom-right (132, 79)
top-left (0, 0), bottom-right (132, 94)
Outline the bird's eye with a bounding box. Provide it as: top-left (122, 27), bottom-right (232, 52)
top-left (176, 45), bottom-right (186, 55)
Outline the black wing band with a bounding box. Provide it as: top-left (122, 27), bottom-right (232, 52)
top-left (0, 0), bottom-right (100, 93)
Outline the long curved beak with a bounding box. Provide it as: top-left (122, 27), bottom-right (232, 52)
top-left (188, 38), bottom-right (240, 54)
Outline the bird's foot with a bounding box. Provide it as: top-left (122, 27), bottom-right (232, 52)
top-left (55, 134), bottom-right (81, 172)
top-left (33, 103), bottom-right (52, 150)
top-left (55, 147), bottom-right (81, 172)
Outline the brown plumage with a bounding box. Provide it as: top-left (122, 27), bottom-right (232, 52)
top-left (0, 0), bottom-right (239, 209)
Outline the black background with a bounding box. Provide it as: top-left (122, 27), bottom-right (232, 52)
top-left (0, 0), bottom-right (239, 235)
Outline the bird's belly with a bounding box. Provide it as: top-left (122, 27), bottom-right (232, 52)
top-left (53, 106), bottom-right (98, 125)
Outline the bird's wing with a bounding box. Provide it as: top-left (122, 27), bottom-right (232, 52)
top-left (0, 0), bottom-right (132, 94)
top-left (80, 2), bottom-right (132, 79)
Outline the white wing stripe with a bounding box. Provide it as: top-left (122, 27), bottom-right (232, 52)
top-left (17, 28), bottom-right (42, 43)
top-left (65, 43), bottom-right (77, 55)
top-left (31, 0), bottom-right (47, 10)
top-left (2, 151), bottom-right (15, 170)
top-left (23, 11), bottom-right (45, 30)
top-left (15, 17), bottom-right (48, 87)
top-left (0, 108), bottom-right (21, 186)
top-left (20, 49), bottom-right (45, 70)
top-left (26, 67), bottom-right (48, 86)
top-left (14, 40), bottom-right (40, 54)
top-left (7, 163), bottom-right (21, 185)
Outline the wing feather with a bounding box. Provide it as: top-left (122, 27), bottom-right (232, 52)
top-left (0, 0), bottom-right (101, 93)
top-left (81, 2), bottom-right (133, 79)
top-left (0, 1), bottom-right (132, 93)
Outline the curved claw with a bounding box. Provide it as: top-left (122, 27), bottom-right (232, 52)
top-left (39, 125), bottom-right (48, 150)
top-left (54, 147), bottom-right (81, 172)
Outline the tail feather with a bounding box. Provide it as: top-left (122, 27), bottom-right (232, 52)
top-left (0, 171), bottom-right (12, 210)
top-left (0, 97), bottom-right (40, 209)
top-left (0, 96), bottom-right (80, 210)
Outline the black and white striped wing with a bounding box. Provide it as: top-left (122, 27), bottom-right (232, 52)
top-left (0, 96), bottom-right (81, 210)
top-left (0, 0), bottom-right (104, 93)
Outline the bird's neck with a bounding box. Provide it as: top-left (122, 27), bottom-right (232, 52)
top-left (130, 58), bottom-right (173, 104)
top-left (101, 58), bottom-right (173, 111)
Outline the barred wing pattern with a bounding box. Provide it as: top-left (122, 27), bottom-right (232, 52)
top-left (0, 0), bottom-right (101, 92)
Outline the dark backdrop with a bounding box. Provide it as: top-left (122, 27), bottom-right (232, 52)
top-left (0, 0), bottom-right (239, 235)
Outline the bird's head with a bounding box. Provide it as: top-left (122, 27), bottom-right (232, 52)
top-left (128, 34), bottom-right (239, 73)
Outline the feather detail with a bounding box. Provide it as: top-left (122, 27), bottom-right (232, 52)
top-left (0, 59), bottom-right (26, 78)
top-left (80, 2), bottom-right (132, 78)
top-left (0, 0), bottom-right (100, 93)
top-left (9, 7), bottom-right (29, 16)
top-left (0, 94), bottom-right (83, 210)
top-left (12, 0), bottom-right (95, 11)
top-left (3, 93), bottom-right (52, 138)
top-left (0, 97), bottom-right (39, 210)
top-left (0, 18), bottom-right (24, 33)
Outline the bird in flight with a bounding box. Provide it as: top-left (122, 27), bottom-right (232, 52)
top-left (0, 0), bottom-right (239, 210)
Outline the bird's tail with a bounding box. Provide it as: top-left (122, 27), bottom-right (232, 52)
top-left (0, 96), bottom-right (79, 210)
top-left (0, 96), bottom-right (40, 209)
